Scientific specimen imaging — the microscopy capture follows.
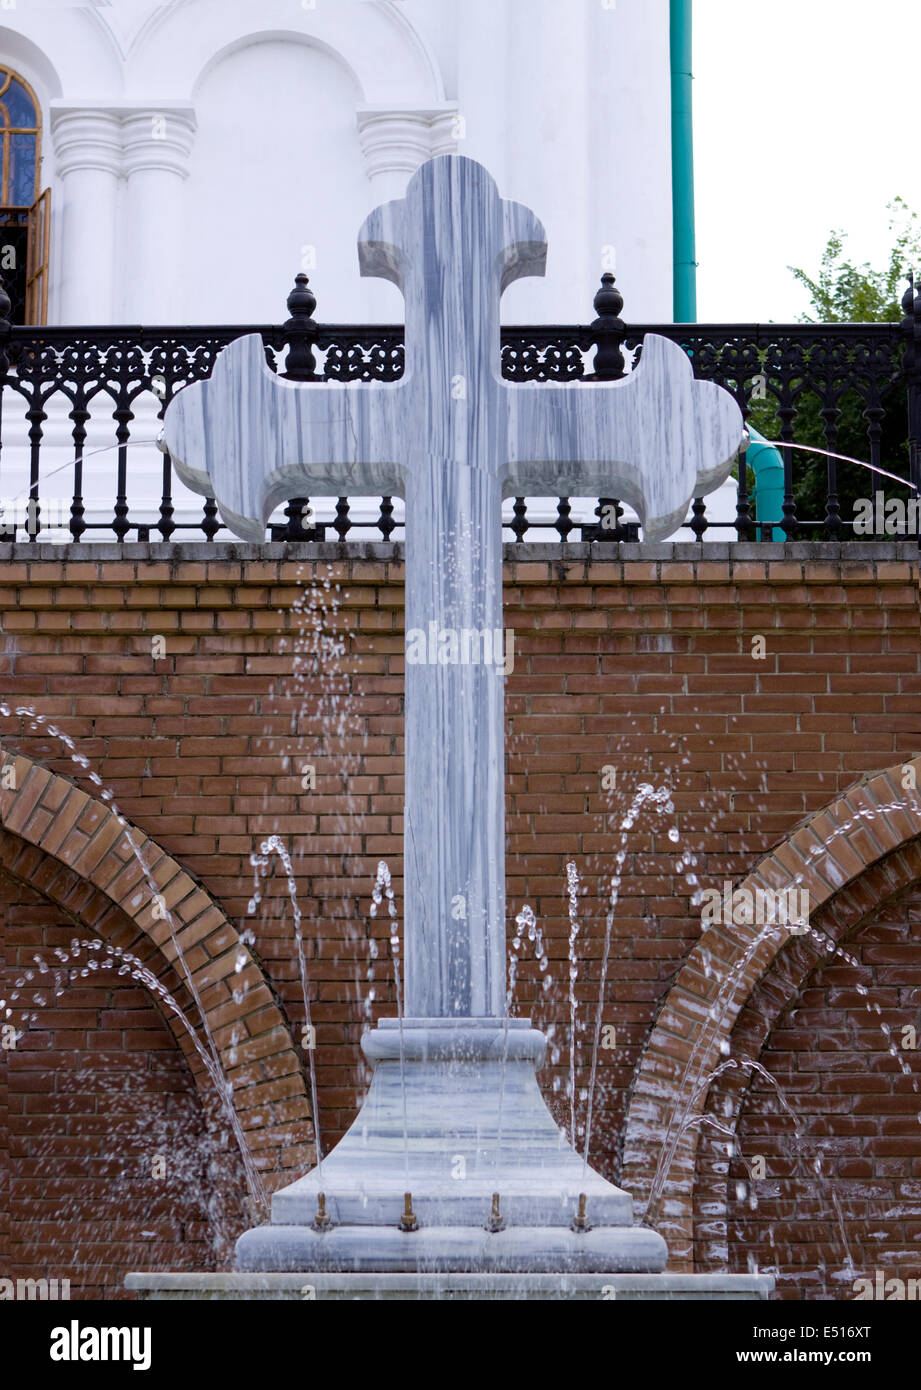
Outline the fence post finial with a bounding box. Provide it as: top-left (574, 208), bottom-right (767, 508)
top-left (283, 272), bottom-right (319, 383)
top-left (588, 272), bottom-right (627, 382)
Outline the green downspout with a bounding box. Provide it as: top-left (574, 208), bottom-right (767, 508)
top-left (670, 1), bottom-right (782, 536)
top-left (670, 0), bottom-right (697, 322)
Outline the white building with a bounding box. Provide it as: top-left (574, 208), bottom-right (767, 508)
top-left (0, 0), bottom-right (725, 539)
top-left (0, 0), bottom-right (684, 325)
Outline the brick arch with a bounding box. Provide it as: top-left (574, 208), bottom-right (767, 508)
top-left (621, 758), bottom-right (921, 1269)
top-left (692, 840), bottom-right (921, 1279)
top-left (0, 751), bottom-right (311, 1198)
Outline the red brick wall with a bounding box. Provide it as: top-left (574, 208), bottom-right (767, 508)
top-left (693, 849), bottom-right (921, 1299)
top-left (0, 542), bottom-right (919, 1296)
top-left (1, 869), bottom-right (249, 1298)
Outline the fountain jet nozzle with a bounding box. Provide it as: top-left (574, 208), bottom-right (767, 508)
top-left (486, 1192), bottom-right (505, 1233)
top-left (399, 1192), bottom-right (419, 1232)
top-left (311, 1193), bottom-right (331, 1232)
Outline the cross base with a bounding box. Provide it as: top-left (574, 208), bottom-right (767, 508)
top-left (234, 1019), bottom-right (668, 1274)
top-left (127, 1271), bottom-right (775, 1300)
top-left (234, 1223), bottom-right (667, 1274)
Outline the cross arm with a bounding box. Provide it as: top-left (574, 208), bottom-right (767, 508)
top-left (501, 334), bottom-right (745, 540)
top-left (163, 334), bottom-right (409, 542)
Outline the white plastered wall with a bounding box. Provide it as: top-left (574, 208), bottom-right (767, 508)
top-left (0, 0), bottom-right (677, 539)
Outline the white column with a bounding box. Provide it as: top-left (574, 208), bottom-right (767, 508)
top-left (50, 109), bottom-right (121, 324)
top-left (356, 104), bottom-right (459, 322)
top-left (121, 108), bottom-right (196, 323)
top-left (356, 105), bottom-right (460, 202)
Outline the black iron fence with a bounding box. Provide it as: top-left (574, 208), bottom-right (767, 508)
top-left (0, 269), bottom-right (918, 546)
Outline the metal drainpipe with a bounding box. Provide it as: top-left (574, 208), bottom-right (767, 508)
top-left (671, 1), bottom-right (779, 540)
top-left (670, 0), bottom-right (697, 322)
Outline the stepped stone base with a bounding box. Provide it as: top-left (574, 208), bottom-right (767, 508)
top-left (126, 1272), bottom-right (774, 1301)
top-left (231, 1019), bottom-right (669, 1274)
top-left (233, 1222), bottom-right (667, 1272)
top-left (132, 1020), bottom-right (772, 1298)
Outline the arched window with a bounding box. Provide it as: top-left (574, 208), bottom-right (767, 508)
top-left (0, 68), bottom-right (41, 207)
top-left (0, 67), bottom-right (48, 323)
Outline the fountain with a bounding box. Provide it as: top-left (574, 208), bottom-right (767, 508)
top-left (126, 155), bottom-right (771, 1298)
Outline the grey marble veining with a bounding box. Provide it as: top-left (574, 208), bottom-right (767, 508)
top-left (157, 157), bottom-right (748, 1277)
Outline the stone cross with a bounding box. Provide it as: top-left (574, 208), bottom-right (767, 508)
top-left (164, 155), bottom-right (743, 1022)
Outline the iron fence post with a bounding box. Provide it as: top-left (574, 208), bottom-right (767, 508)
top-left (901, 277), bottom-right (921, 543)
top-left (585, 274), bottom-right (638, 542)
top-left (277, 273), bottom-right (324, 541)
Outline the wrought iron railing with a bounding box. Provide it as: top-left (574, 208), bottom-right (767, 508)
top-left (0, 269), bottom-right (919, 546)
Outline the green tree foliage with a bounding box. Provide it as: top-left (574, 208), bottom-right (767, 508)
top-left (746, 199), bottom-right (919, 531)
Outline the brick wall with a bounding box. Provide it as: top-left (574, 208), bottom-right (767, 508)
top-left (1, 869), bottom-right (249, 1298)
top-left (0, 540), bottom-right (919, 1297)
top-left (695, 845), bottom-right (921, 1300)
top-left (730, 879), bottom-right (921, 1300)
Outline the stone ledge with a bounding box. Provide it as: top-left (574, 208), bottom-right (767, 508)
top-left (125, 1271), bottom-right (774, 1301)
top-left (1, 540), bottom-right (918, 563)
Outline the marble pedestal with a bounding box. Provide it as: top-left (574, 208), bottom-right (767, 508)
top-left (129, 1018), bottom-right (777, 1296)
top-left (233, 1019), bottom-right (666, 1274)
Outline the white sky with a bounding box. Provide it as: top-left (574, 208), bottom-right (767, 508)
top-left (694, 0), bottom-right (918, 322)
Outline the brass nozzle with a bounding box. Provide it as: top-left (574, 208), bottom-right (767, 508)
top-left (399, 1191), bottom-right (419, 1232)
top-left (572, 1192), bottom-right (589, 1232)
top-left (486, 1192), bottom-right (505, 1233)
top-left (312, 1192), bottom-right (331, 1232)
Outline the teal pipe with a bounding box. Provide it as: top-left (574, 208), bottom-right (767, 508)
top-left (670, 0), bottom-right (697, 321)
top-left (746, 425), bottom-right (786, 540)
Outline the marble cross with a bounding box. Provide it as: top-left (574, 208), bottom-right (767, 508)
top-left (164, 155), bottom-right (743, 1022)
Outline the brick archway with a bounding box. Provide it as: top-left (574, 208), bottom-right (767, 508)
top-left (621, 759), bottom-right (921, 1269)
top-left (692, 840), bottom-right (921, 1281)
top-left (0, 751), bottom-right (311, 1197)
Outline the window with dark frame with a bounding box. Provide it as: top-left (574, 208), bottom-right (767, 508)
top-left (0, 67), bottom-right (49, 324)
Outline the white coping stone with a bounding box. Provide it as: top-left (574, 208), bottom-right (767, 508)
top-left (125, 1272), bottom-right (774, 1301)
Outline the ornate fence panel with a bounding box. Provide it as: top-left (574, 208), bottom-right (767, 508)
top-left (0, 273), bottom-right (917, 546)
